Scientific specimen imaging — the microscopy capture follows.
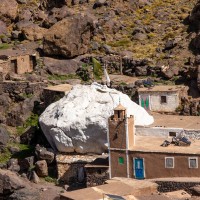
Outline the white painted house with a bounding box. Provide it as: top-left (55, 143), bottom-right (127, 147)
top-left (138, 85), bottom-right (186, 112)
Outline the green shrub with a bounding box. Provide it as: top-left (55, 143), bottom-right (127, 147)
top-left (92, 58), bottom-right (103, 80)
top-left (16, 114), bottom-right (39, 135)
top-left (0, 148), bottom-right (11, 164)
top-left (44, 176), bottom-right (58, 184)
top-left (0, 43), bottom-right (10, 50)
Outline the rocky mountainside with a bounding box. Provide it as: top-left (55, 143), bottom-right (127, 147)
top-left (1, 4), bottom-right (199, 85)
top-left (0, 0), bottom-right (199, 88)
top-left (0, 1), bottom-right (200, 197)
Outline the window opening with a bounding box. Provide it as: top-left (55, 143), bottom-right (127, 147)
top-left (118, 157), bottom-right (124, 165)
top-left (165, 157), bottom-right (174, 168)
top-left (189, 157), bottom-right (198, 168)
top-left (161, 96), bottom-right (167, 103)
top-left (169, 132), bottom-right (176, 137)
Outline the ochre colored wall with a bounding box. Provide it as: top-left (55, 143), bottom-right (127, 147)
top-left (129, 152), bottom-right (200, 179)
top-left (128, 116), bottom-right (134, 149)
top-left (110, 150), bottom-right (127, 178)
top-left (109, 118), bottom-right (126, 149)
top-left (0, 61), bottom-right (10, 73)
top-left (16, 55), bottom-right (33, 74)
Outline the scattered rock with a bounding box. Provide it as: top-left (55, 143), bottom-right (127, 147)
top-left (11, 30), bottom-right (22, 40)
top-left (0, 126), bottom-right (9, 150)
top-left (93, 0), bottom-right (108, 9)
top-left (35, 144), bottom-right (54, 164)
top-left (43, 14), bottom-right (96, 58)
top-left (0, 21), bottom-right (7, 35)
top-left (35, 160), bottom-right (48, 177)
top-left (101, 44), bottom-right (114, 54)
top-left (21, 24), bottom-right (48, 41)
top-left (9, 187), bottom-right (40, 200)
top-left (132, 32), bottom-right (147, 41)
top-left (135, 65), bottom-right (148, 76)
top-left (191, 185), bottom-right (200, 196)
top-left (0, 0), bottom-right (18, 21)
top-left (7, 159), bottom-right (20, 172)
top-left (0, 169), bottom-right (26, 195)
top-left (9, 146), bottom-right (20, 154)
top-left (31, 171), bottom-right (40, 184)
top-left (19, 156), bottom-right (35, 172)
top-left (44, 57), bottom-right (82, 75)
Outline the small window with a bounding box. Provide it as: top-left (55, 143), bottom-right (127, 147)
top-left (118, 111), bottom-right (120, 118)
top-left (169, 132), bottom-right (176, 137)
top-left (165, 157), bottom-right (174, 168)
top-left (161, 96), bottom-right (167, 104)
top-left (189, 157), bottom-right (198, 168)
top-left (118, 157), bottom-right (124, 165)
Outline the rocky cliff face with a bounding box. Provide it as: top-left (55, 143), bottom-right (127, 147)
top-left (39, 83), bottom-right (154, 154)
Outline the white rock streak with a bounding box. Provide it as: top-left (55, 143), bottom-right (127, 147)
top-left (39, 83), bottom-right (154, 154)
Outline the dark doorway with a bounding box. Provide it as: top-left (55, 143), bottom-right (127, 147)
top-left (30, 56), bottom-right (37, 70)
top-left (10, 59), bottom-right (17, 73)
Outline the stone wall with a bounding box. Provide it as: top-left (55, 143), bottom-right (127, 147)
top-left (57, 163), bottom-right (85, 184)
top-left (86, 168), bottom-right (109, 187)
top-left (0, 81), bottom-right (47, 126)
top-left (57, 162), bottom-right (109, 187)
top-left (156, 181), bottom-right (200, 193)
top-left (43, 89), bottom-right (65, 107)
top-left (0, 81), bottom-right (47, 94)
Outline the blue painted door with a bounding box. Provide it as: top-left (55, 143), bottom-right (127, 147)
top-left (134, 158), bottom-right (145, 179)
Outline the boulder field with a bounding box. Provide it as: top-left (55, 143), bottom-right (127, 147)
top-left (39, 83), bottom-right (154, 154)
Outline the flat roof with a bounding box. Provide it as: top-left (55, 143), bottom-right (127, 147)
top-left (130, 136), bottom-right (200, 154)
top-left (60, 178), bottom-right (157, 200)
top-left (44, 84), bottom-right (72, 92)
top-left (56, 154), bottom-right (108, 164)
top-left (138, 85), bottom-right (186, 93)
top-left (0, 48), bottom-right (36, 57)
top-left (147, 113), bottom-right (200, 130)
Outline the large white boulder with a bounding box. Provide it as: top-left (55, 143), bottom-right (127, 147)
top-left (39, 83), bottom-right (154, 154)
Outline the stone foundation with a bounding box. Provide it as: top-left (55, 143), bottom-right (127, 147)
top-left (156, 181), bottom-right (200, 194)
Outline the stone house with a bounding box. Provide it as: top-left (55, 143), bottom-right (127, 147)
top-left (56, 154), bottom-right (109, 187)
top-left (0, 49), bottom-right (37, 76)
top-left (108, 104), bottom-right (200, 179)
top-left (138, 85), bottom-right (186, 112)
top-left (43, 84), bottom-right (72, 107)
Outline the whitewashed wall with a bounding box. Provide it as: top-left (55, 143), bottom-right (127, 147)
top-left (139, 91), bottom-right (179, 112)
top-left (136, 126), bottom-right (183, 138)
